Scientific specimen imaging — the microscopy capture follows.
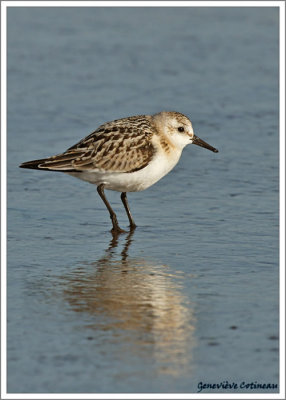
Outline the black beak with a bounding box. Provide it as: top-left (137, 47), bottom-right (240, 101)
top-left (192, 135), bottom-right (218, 153)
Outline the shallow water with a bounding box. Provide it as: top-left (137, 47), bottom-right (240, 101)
top-left (7, 6), bottom-right (279, 394)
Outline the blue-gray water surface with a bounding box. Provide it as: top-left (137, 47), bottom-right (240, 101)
top-left (7, 6), bottom-right (279, 394)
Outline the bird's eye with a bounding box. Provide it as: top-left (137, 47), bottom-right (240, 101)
top-left (178, 126), bottom-right (185, 132)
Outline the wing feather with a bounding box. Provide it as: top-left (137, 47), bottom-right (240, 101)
top-left (20, 116), bottom-right (156, 173)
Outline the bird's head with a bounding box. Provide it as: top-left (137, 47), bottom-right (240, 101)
top-left (153, 111), bottom-right (218, 153)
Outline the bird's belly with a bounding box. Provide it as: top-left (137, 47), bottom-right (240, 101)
top-left (67, 149), bottom-right (182, 192)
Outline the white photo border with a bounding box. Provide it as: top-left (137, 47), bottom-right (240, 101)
top-left (1, 1), bottom-right (285, 399)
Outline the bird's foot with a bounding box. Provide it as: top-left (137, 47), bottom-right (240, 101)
top-left (111, 225), bottom-right (127, 234)
top-left (129, 223), bottom-right (137, 231)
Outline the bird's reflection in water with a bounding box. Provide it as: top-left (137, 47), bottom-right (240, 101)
top-left (62, 231), bottom-right (196, 376)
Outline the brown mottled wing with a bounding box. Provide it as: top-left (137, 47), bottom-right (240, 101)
top-left (21, 116), bottom-right (155, 173)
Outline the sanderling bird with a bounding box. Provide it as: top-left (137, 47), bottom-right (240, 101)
top-left (20, 111), bottom-right (218, 232)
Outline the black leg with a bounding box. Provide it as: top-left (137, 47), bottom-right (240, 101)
top-left (121, 192), bottom-right (137, 230)
top-left (97, 184), bottom-right (125, 233)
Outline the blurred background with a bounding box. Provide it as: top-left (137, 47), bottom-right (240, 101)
top-left (7, 6), bottom-right (279, 394)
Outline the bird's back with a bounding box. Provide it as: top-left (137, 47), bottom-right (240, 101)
top-left (20, 115), bottom-right (157, 173)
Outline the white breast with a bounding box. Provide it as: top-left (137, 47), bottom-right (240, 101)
top-left (67, 146), bottom-right (183, 193)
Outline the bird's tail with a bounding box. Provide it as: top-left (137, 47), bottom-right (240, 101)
top-left (19, 158), bottom-right (52, 170)
top-left (19, 151), bottom-right (78, 171)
